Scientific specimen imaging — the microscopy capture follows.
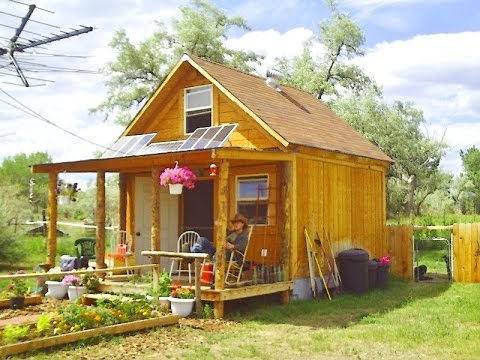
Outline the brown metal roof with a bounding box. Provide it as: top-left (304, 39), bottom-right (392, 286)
top-left (188, 54), bottom-right (392, 163)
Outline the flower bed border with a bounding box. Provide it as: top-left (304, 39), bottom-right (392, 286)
top-left (0, 294), bottom-right (42, 309)
top-left (0, 314), bottom-right (180, 357)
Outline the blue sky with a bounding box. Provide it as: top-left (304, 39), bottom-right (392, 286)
top-left (0, 0), bottom-right (479, 183)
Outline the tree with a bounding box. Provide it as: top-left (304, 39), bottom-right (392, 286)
top-left (332, 92), bottom-right (448, 216)
top-left (0, 189), bottom-right (22, 264)
top-left (459, 146), bottom-right (480, 213)
top-left (0, 152), bottom-right (52, 213)
top-left (94, 0), bottom-right (262, 125)
top-left (276, 1), bottom-right (376, 101)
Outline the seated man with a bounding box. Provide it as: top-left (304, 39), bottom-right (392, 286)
top-left (191, 213), bottom-right (249, 263)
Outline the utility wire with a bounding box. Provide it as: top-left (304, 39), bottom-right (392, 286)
top-left (0, 87), bottom-right (118, 152)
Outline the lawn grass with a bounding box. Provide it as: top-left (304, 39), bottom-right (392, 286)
top-left (10, 277), bottom-right (480, 359)
top-left (415, 249), bottom-right (449, 274)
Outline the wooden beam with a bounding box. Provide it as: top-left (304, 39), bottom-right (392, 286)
top-left (47, 172), bottom-right (57, 266)
top-left (214, 160), bottom-right (229, 290)
top-left (151, 167), bottom-right (161, 264)
top-left (280, 162), bottom-right (292, 281)
top-left (31, 151), bottom-right (213, 174)
top-left (96, 170), bottom-right (107, 269)
top-left (215, 148), bottom-right (294, 162)
top-left (141, 251), bottom-right (208, 259)
top-left (126, 176), bottom-right (135, 253)
top-left (119, 173), bottom-right (127, 244)
top-left (200, 281), bottom-right (295, 301)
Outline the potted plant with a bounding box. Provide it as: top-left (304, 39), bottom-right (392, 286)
top-left (62, 275), bottom-right (86, 301)
top-left (8, 270), bottom-right (29, 309)
top-left (168, 285), bottom-right (195, 317)
top-left (81, 273), bottom-right (100, 293)
top-left (159, 163), bottom-right (196, 195)
top-left (45, 269), bottom-right (68, 300)
top-left (56, 180), bottom-right (80, 204)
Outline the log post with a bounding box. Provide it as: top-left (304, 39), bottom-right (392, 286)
top-left (151, 168), bottom-right (160, 265)
top-left (214, 160), bottom-right (229, 290)
top-left (126, 176), bottom-right (135, 253)
top-left (47, 172), bottom-right (58, 266)
top-left (119, 173), bottom-right (127, 246)
top-left (280, 162), bottom-right (292, 282)
top-left (95, 170), bottom-right (107, 269)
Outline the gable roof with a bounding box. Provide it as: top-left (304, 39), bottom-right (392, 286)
top-left (126, 54), bottom-right (392, 163)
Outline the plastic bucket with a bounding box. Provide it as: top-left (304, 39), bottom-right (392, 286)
top-left (201, 263), bottom-right (214, 285)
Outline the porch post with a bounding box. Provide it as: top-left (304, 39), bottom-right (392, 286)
top-left (214, 160), bottom-right (229, 291)
top-left (280, 161), bottom-right (292, 282)
top-left (151, 168), bottom-right (161, 264)
top-left (119, 173), bottom-right (127, 245)
top-left (47, 172), bottom-right (58, 266)
top-left (96, 170), bottom-right (107, 268)
top-left (280, 161), bottom-right (293, 305)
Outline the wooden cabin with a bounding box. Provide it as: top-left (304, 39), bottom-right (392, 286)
top-left (32, 54), bottom-right (391, 316)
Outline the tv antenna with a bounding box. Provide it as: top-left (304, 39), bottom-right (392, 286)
top-left (0, 0), bottom-right (93, 87)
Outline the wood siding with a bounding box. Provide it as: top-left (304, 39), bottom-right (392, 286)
top-left (293, 155), bottom-right (387, 278)
top-left (229, 164), bottom-right (280, 265)
top-left (386, 224), bottom-right (413, 279)
top-left (131, 66), bottom-right (277, 150)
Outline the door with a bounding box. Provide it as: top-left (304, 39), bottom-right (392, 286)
top-left (135, 177), bottom-right (179, 269)
top-left (182, 180), bottom-right (214, 241)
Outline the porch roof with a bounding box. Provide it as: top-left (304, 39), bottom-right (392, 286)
top-left (31, 147), bottom-right (295, 173)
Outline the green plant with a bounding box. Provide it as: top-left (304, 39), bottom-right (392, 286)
top-left (8, 270), bottom-right (29, 297)
top-left (36, 313), bottom-right (54, 336)
top-left (202, 303), bottom-right (214, 319)
top-left (1, 324), bottom-right (30, 344)
top-left (170, 286), bottom-right (195, 299)
top-left (148, 272), bottom-right (171, 297)
top-left (82, 273), bottom-right (100, 292)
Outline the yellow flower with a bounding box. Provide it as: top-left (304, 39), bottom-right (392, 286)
top-left (94, 315), bottom-right (101, 322)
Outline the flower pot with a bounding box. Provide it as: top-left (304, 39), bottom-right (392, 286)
top-left (168, 183), bottom-right (183, 195)
top-left (45, 281), bottom-right (68, 300)
top-left (68, 286), bottom-right (87, 301)
top-left (10, 296), bottom-right (25, 310)
top-left (58, 195), bottom-right (70, 205)
top-left (168, 297), bottom-right (195, 317)
top-left (158, 296), bottom-right (170, 309)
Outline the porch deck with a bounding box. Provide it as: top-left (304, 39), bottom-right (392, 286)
top-left (99, 280), bottom-right (294, 318)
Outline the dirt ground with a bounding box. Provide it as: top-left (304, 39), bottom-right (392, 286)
top-left (0, 298), bottom-right (238, 359)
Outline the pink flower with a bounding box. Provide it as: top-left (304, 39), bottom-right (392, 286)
top-left (159, 164), bottom-right (196, 189)
top-left (380, 256), bottom-right (390, 265)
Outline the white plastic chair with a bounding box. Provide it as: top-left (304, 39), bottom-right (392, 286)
top-left (169, 231), bottom-right (200, 284)
top-left (225, 226), bottom-right (254, 285)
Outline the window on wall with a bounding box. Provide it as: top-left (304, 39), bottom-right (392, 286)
top-left (236, 175), bottom-right (269, 225)
top-left (185, 85), bottom-right (212, 134)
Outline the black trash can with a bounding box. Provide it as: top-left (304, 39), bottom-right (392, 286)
top-left (338, 248), bottom-right (369, 293)
top-left (368, 260), bottom-right (378, 290)
top-left (376, 263), bottom-right (389, 289)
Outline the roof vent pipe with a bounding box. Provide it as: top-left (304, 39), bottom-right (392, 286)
top-left (266, 69), bottom-right (282, 92)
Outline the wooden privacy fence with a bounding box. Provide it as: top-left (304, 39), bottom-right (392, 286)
top-left (386, 224), bottom-right (413, 279)
top-left (386, 223), bottom-right (480, 283)
top-left (453, 223), bottom-right (480, 282)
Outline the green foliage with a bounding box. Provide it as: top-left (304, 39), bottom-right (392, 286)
top-left (0, 152), bottom-right (51, 212)
top-left (0, 191), bottom-right (22, 264)
top-left (332, 92), bottom-right (448, 216)
top-left (1, 324), bottom-right (30, 344)
top-left (94, 0), bottom-right (262, 125)
top-left (8, 271), bottom-right (30, 297)
top-left (277, 4), bottom-right (376, 100)
top-left (81, 273), bottom-right (100, 293)
top-left (148, 271), bottom-right (171, 297)
top-left (202, 303), bottom-right (214, 319)
top-left (36, 313), bottom-right (54, 336)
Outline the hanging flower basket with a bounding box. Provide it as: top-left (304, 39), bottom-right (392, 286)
top-left (56, 180), bottom-right (80, 204)
top-left (58, 195), bottom-right (70, 205)
top-left (168, 183), bottom-right (184, 195)
top-left (159, 163), bottom-right (196, 195)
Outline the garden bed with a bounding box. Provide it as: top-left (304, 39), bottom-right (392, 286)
top-left (0, 294), bottom-right (42, 309)
top-left (0, 314), bottom-right (180, 357)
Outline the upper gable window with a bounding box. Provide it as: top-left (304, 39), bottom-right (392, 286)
top-left (184, 85), bottom-right (212, 134)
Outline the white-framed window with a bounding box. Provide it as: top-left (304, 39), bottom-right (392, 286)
top-left (236, 175), bottom-right (269, 225)
top-left (184, 85), bottom-right (212, 134)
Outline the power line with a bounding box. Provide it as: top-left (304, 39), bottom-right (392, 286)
top-left (0, 87), bottom-right (117, 153)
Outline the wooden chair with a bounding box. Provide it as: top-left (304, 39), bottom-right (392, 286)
top-left (169, 231), bottom-right (200, 284)
top-left (225, 226), bottom-right (254, 286)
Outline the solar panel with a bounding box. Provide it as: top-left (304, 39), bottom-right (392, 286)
top-left (101, 133), bottom-right (156, 159)
top-left (140, 141), bottom-right (184, 155)
top-left (179, 124), bottom-right (237, 151)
